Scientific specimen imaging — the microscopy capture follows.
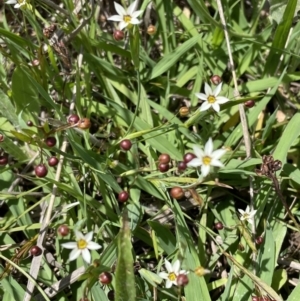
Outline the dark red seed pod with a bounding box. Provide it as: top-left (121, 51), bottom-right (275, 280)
top-left (57, 224), bottom-right (70, 236)
top-left (118, 191), bottom-right (129, 203)
top-left (177, 161), bottom-right (187, 171)
top-left (45, 137), bottom-right (56, 147)
top-left (67, 114), bottom-right (80, 125)
top-left (0, 134), bottom-right (4, 142)
top-left (48, 156), bottom-right (59, 167)
top-left (255, 236), bottom-right (263, 245)
top-left (176, 273), bottom-right (189, 286)
top-left (35, 164), bottom-right (48, 178)
top-left (210, 75), bottom-right (222, 85)
top-left (158, 163), bottom-right (169, 172)
top-left (183, 152), bottom-right (196, 164)
top-left (27, 120), bottom-right (34, 127)
top-left (252, 296), bottom-right (259, 301)
top-left (99, 272), bottom-right (113, 285)
top-left (30, 245), bottom-right (42, 256)
top-left (158, 153), bottom-right (170, 164)
top-left (120, 139), bottom-right (132, 151)
top-left (170, 187), bottom-right (184, 200)
top-left (215, 222), bottom-right (224, 230)
top-left (113, 30), bottom-right (124, 41)
top-left (244, 100), bottom-right (255, 108)
top-left (0, 155), bottom-right (8, 166)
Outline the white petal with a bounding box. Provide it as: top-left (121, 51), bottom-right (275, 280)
top-left (69, 248), bottom-right (81, 261)
top-left (213, 82), bottom-right (222, 96)
top-left (210, 158), bottom-right (224, 168)
top-left (249, 210), bottom-right (257, 218)
top-left (195, 92), bottom-right (208, 101)
top-left (119, 21), bottom-right (127, 30)
top-left (201, 164), bottom-right (210, 177)
top-left (14, 3), bottom-right (20, 8)
top-left (130, 18), bottom-right (141, 24)
top-left (204, 83), bottom-right (212, 96)
top-left (204, 138), bottom-right (213, 155)
top-left (216, 96), bottom-right (229, 104)
top-left (187, 158), bottom-right (202, 167)
top-left (158, 272), bottom-right (169, 279)
top-left (87, 241), bottom-right (102, 250)
top-left (108, 15), bottom-right (123, 21)
top-left (75, 230), bottom-right (84, 240)
top-left (84, 231), bottom-right (94, 242)
top-left (192, 145), bottom-right (204, 159)
top-left (247, 219), bottom-right (254, 225)
top-left (238, 209), bottom-right (245, 215)
top-left (114, 1), bottom-right (126, 16)
top-left (211, 102), bottom-right (220, 112)
top-left (165, 279), bottom-right (173, 288)
top-left (211, 149), bottom-right (227, 160)
top-left (127, 0), bottom-right (138, 15)
top-left (131, 10), bottom-right (143, 18)
top-left (6, 0), bottom-right (17, 4)
top-left (82, 248), bottom-right (91, 263)
top-left (172, 260), bottom-right (180, 274)
top-left (165, 259), bottom-right (173, 273)
top-left (61, 242), bottom-right (77, 249)
top-left (199, 102), bottom-right (211, 112)
top-left (245, 206), bottom-right (250, 214)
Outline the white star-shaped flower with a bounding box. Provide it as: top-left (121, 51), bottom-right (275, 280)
top-left (61, 230), bottom-right (101, 264)
top-left (158, 259), bottom-right (188, 288)
top-left (238, 206), bottom-right (257, 225)
top-left (187, 138), bottom-right (226, 177)
top-left (6, 0), bottom-right (26, 9)
top-left (195, 82), bottom-right (229, 112)
top-left (108, 0), bottom-right (143, 30)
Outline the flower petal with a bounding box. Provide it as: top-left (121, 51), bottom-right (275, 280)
top-left (195, 92), bottom-right (208, 101)
top-left (82, 248), bottom-right (91, 263)
top-left (249, 210), bottom-right (257, 218)
top-left (127, 0), bottom-right (138, 15)
top-left (210, 158), bottom-right (224, 168)
top-left (165, 279), bottom-right (173, 288)
top-left (131, 10), bottom-right (143, 18)
top-left (238, 209), bottom-right (245, 215)
top-left (6, 0), bottom-right (17, 4)
top-left (107, 15), bottom-right (123, 21)
top-left (14, 3), bottom-right (21, 8)
top-left (165, 259), bottom-right (173, 273)
top-left (216, 96), bottom-right (229, 104)
top-left (204, 138), bottom-right (213, 155)
top-left (158, 272), bottom-right (169, 279)
top-left (75, 230), bottom-right (84, 240)
top-left (114, 1), bottom-right (126, 16)
top-left (199, 102), bottom-right (211, 112)
top-left (201, 164), bottom-right (210, 177)
top-left (204, 82), bottom-right (212, 95)
top-left (172, 260), bottom-right (180, 274)
top-left (119, 21), bottom-right (127, 30)
top-left (69, 248), bottom-right (81, 261)
top-left (84, 231), bottom-right (94, 242)
top-left (192, 145), bottom-right (204, 159)
top-left (61, 242), bottom-right (77, 249)
top-left (87, 241), bottom-right (102, 250)
top-left (211, 102), bottom-right (220, 112)
top-left (187, 158), bottom-right (202, 167)
top-left (211, 149), bottom-right (227, 160)
top-left (130, 18), bottom-right (141, 24)
top-left (213, 82), bottom-right (222, 96)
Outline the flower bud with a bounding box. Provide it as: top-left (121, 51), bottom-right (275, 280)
top-left (147, 25), bottom-right (157, 35)
top-left (113, 30), bottom-right (124, 41)
top-left (210, 75), bottom-right (222, 85)
top-left (179, 106), bottom-right (189, 117)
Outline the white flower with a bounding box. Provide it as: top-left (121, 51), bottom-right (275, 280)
top-left (61, 231), bottom-right (101, 264)
top-left (238, 206), bottom-right (257, 225)
top-left (187, 138), bottom-right (226, 177)
top-left (195, 82), bottom-right (229, 112)
top-left (158, 259), bottom-right (188, 288)
top-left (108, 0), bottom-right (143, 30)
top-left (6, 0), bottom-right (26, 9)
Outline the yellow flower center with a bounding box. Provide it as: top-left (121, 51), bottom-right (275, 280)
top-left (168, 272), bottom-right (177, 281)
top-left (203, 156), bottom-right (211, 166)
top-left (207, 95), bottom-right (216, 103)
top-left (123, 15), bottom-right (132, 23)
top-left (77, 239), bottom-right (88, 249)
top-left (243, 213), bottom-right (249, 219)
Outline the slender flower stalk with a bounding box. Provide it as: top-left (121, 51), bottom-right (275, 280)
top-left (61, 231), bottom-right (101, 264)
top-left (238, 206), bottom-right (257, 225)
top-left (108, 0), bottom-right (143, 30)
top-left (158, 259), bottom-right (188, 288)
top-left (195, 82), bottom-right (229, 112)
top-left (187, 138), bottom-right (226, 177)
